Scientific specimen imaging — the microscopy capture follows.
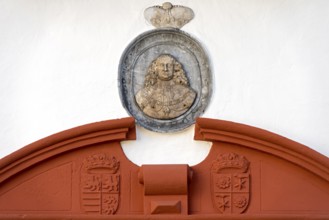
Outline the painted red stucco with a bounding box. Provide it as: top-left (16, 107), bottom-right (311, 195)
top-left (0, 117), bottom-right (329, 219)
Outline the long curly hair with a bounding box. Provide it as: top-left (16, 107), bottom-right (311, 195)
top-left (144, 54), bottom-right (189, 88)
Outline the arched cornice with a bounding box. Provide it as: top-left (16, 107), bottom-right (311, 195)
top-left (0, 117), bottom-right (136, 184)
top-left (194, 118), bottom-right (329, 182)
top-left (1, 117), bottom-right (329, 218)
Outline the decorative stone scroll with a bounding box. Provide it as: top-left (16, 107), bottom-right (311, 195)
top-left (138, 165), bottom-right (191, 215)
top-left (118, 2), bottom-right (211, 132)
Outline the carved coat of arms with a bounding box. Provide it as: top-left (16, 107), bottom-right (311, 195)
top-left (211, 153), bottom-right (250, 214)
top-left (81, 153), bottom-right (120, 215)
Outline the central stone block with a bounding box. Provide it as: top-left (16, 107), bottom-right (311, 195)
top-left (138, 164), bottom-right (192, 214)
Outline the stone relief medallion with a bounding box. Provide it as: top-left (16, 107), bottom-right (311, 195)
top-left (81, 153), bottom-right (120, 215)
top-left (135, 54), bottom-right (197, 119)
top-left (211, 153), bottom-right (250, 214)
top-left (118, 2), bottom-right (211, 132)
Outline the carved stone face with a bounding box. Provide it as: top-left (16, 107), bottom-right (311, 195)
top-left (135, 54), bottom-right (197, 120)
top-left (119, 28), bottom-right (212, 132)
top-left (156, 56), bottom-right (174, 81)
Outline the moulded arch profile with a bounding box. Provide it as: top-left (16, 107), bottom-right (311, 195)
top-left (194, 117), bottom-right (329, 182)
top-left (0, 117), bottom-right (329, 219)
top-left (0, 117), bottom-right (137, 184)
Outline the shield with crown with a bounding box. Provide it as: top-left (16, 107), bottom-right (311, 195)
top-left (211, 153), bottom-right (250, 214)
top-left (81, 153), bottom-right (120, 215)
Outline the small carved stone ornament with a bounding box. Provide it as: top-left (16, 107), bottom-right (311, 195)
top-left (144, 2), bottom-right (194, 29)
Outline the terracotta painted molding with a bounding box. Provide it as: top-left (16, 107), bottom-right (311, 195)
top-left (1, 214), bottom-right (329, 220)
top-left (1, 117), bottom-right (329, 219)
top-left (0, 117), bottom-right (136, 184)
top-left (195, 118), bottom-right (329, 182)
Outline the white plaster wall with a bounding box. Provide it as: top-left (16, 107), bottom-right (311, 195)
top-left (1, 0), bottom-right (329, 165)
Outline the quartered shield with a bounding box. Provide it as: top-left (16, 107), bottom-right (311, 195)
top-left (81, 154), bottom-right (120, 215)
top-left (211, 153), bottom-right (250, 214)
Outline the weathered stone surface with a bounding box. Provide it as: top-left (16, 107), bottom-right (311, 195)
top-left (144, 2), bottom-right (194, 29)
top-left (118, 29), bottom-right (212, 132)
top-left (135, 54), bottom-right (196, 119)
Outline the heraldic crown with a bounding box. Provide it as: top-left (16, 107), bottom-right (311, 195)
top-left (144, 2), bottom-right (194, 29)
top-left (212, 153), bottom-right (250, 173)
top-left (83, 153), bottom-right (120, 174)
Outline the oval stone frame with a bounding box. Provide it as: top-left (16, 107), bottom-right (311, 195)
top-left (118, 28), bottom-right (211, 132)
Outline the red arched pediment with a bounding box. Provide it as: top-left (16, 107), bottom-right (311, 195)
top-left (0, 117), bottom-right (329, 219)
top-left (194, 118), bottom-right (329, 182)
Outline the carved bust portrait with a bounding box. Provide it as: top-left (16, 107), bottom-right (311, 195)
top-left (135, 54), bottom-right (196, 119)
